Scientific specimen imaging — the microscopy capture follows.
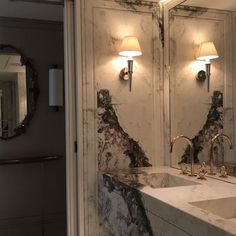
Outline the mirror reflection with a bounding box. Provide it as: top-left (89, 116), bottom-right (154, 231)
top-left (0, 45), bottom-right (38, 139)
top-left (168, 0), bottom-right (236, 176)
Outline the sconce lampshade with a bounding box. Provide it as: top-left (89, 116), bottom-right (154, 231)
top-left (118, 36), bottom-right (142, 58)
top-left (196, 41), bottom-right (219, 63)
top-left (49, 68), bottom-right (63, 107)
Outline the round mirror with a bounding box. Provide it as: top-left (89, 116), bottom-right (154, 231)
top-left (0, 45), bottom-right (39, 139)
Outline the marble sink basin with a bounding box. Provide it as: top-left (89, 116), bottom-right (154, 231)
top-left (189, 197), bottom-right (236, 219)
top-left (117, 172), bottom-right (199, 189)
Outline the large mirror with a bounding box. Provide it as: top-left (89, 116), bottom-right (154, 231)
top-left (0, 45), bottom-right (38, 139)
top-left (165, 0), bottom-right (236, 176)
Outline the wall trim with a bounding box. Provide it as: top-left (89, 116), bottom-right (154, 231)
top-left (0, 16), bottom-right (63, 31)
top-left (0, 213), bottom-right (66, 230)
top-left (64, 0), bottom-right (81, 236)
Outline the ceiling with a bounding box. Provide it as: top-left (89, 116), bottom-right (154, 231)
top-left (0, 0), bottom-right (63, 21)
top-left (183, 0), bottom-right (236, 11)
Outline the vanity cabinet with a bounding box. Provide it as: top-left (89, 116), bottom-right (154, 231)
top-left (98, 172), bottom-right (191, 236)
top-left (99, 167), bottom-right (236, 236)
top-left (146, 211), bottom-right (191, 236)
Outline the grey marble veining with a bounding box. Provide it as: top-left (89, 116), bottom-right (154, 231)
top-left (99, 167), bottom-right (236, 236)
top-left (180, 91), bottom-right (224, 164)
top-left (97, 89), bottom-right (152, 170)
top-left (98, 172), bottom-right (153, 236)
top-left (114, 0), bottom-right (158, 11)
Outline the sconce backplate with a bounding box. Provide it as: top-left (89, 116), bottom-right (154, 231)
top-left (119, 68), bottom-right (129, 80)
top-left (196, 70), bottom-right (206, 82)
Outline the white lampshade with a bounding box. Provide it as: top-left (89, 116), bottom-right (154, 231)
top-left (118, 36), bottom-right (142, 58)
top-left (49, 68), bottom-right (63, 106)
top-left (196, 41), bottom-right (219, 63)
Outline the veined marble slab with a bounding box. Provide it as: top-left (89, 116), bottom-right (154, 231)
top-left (100, 166), bottom-right (236, 236)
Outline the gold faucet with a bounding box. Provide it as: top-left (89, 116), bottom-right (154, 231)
top-left (209, 133), bottom-right (233, 175)
top-left (170, 135), bottom-right (196, 176)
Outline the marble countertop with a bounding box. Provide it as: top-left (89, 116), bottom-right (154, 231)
top-left (102, 166), bottom-right (236, 236)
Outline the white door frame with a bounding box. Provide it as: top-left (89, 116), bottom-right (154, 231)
top-left (64, 0), bottom-right (85, 235)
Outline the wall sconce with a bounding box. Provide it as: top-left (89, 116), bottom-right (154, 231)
top-left (196, 41), bottom-right (219, 92)
top-left (49, 66), bottom-right (63, 112)
top-left (118, 36), bottom-right (142, 91)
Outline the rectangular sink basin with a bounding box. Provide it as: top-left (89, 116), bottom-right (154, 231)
top-left (189, 197), bottom-right (236, 219)
top-left (118, 173), bottom-right (199, 189)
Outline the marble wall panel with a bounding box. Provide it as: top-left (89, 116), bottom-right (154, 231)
top-left (97, 89), bottom-right (152, 170)
top-left (93, 3), bottom-right (163, 166)
top-left (81, 1), bottom-right (163, 235)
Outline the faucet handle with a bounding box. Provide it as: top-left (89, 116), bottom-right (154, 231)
top-left (179, 163), bottom-right (188, 175)
top-left (208, 161), bottom-right (216, 175)
top-left (219, 165), bottom-right (228, 178)
top-left (197, 162), bottom-right (207, 180)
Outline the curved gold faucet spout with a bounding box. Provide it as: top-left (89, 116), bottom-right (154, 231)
top-left (170, 135), bottom-right (195, 176)
top-left (212, 134), bottom-right (233, 149)
top-left (209, 133), bottom-right (233, 175)
top-left (170, 135), bottom-right (193, 152)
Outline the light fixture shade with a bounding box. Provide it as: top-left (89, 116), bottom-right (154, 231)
top-left (118, 36), bottom-right (142, 58)
top-left (196, 41), bottom-right (219, 62)
top-left (49, 68), bottom-right (63, 106)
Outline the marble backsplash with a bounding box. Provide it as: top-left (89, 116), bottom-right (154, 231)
top-left (97, 89), bottom-right (152, 171)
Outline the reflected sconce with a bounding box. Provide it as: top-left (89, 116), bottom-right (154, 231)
top-left (196, 41), bottom-right (219, 92)
top-left (118, 36), bottom-right (142, 91)
top-left (49, 66), bottom-right (63, 112)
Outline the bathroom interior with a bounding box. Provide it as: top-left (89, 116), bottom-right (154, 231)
top-left (1, 0), bottom-right (236, 236)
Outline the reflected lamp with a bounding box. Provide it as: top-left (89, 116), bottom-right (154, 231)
top-left (196, 41), bottom-right (219, 92)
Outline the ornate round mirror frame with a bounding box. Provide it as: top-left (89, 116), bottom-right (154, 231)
top-left (0, 44), bottom-right (39, 140)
